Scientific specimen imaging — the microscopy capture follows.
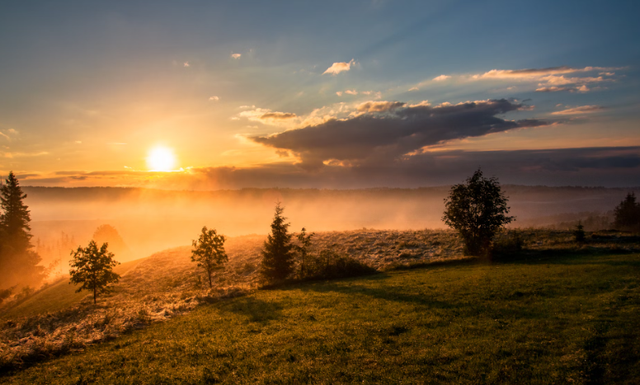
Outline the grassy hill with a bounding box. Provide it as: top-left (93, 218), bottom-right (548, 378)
top-left (3, 249), bottom-right (639, 384)
top-left (0, 259), bottom-right (144, 321)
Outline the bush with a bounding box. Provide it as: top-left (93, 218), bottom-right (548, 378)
top-left (302, 249), bottom-right (377, 280)
top-left (491, 231), bottom-right (524, 259)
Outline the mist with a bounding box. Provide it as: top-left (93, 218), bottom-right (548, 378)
top-left (25, 185), bottom-right (639, 267)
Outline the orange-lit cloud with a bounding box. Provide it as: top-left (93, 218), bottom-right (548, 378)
top-left (432, 74), bottom-right (451, 81)
top-left (551, 105), bottom-right (605, 115)
top-left (323, 59), bottom-right (356, 75)
top-left (231, 53), bottom-right (241, 59)
top-left (356, 101), bottom-right (405, 113)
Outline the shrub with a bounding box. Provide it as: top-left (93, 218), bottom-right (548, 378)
top-left (302, 249), bottom-right (377, 280)
top-left (491, 231), bottom-right (524, 259)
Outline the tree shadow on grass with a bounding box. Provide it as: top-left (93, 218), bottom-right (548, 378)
top-left (288, 274), bottom-right (455, 310)
top-left (215, 296), bottom-right (284, 323)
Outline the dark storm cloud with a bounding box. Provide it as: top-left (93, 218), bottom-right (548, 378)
top-left (250, 99), bottom-right (548, 170)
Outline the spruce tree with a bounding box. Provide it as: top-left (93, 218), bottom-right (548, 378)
top-left (0, 172), bottom-right (42, 287)
top-left (260, 203), bottom-right (295, 282)
top-left (1, 171), bottom-right (32, 252)
top-left (613, 192), bottom-right (640, 231)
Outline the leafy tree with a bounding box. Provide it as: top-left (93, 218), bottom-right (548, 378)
top-left (0, 172), bottom-right (43, 288)
top-left (191, 226), bottom-right (228, 288)
top-left (93, 224), bottom-right (129, 257)
top-left (69, 240), bottom-right (120, 304)
top-left (613, 192), bottom-right (640, 232)
top-left (260, 203), bottom-right (295, 282)
top-left (295, 227), bottom-right (315, 278)
top-left (443, 169), bottom-right (514, 256)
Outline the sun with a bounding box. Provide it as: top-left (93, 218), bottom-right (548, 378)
top-left (147, 146), bottom-right (177, 171)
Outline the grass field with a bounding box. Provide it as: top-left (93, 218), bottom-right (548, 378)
top-left (3, 250), bottom-right (639, 384)
top-left (0, 259), bottom-right (144, 321)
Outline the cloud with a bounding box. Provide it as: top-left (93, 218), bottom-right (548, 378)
top-left (250, 99), bottom-right (547, 170)
top-left (323, 59), bottom-right (356, 75)
top-left (27, 146), bottom-right (640, 189)
top-left (336, 91), bottom-right (343, 96)
top-left (356, 101), bottom-right (405, 113)
top-left (345, 90), bottom-right (358, 95)
top-left (535, 86), bottom-right (572, 92)
top-left (551, 105), bottom-right (605, 115)
top-left (260, 112), bottom-right (297, 120)
top-left (209, 96), bottom-right (220, 101)
top-left (473, 66), bottom-right (618, 80)
top-left (408, 87), bottom-right (419, 91)
top-left (183, 62), bottom-right (190, 67)
top-left (432, 75), bottom-right (451, 81)
top-left (231, 53), bottom-right (241, 59)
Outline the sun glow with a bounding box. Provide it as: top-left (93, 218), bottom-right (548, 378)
top-left (147, 146), bottom-right (177, 171)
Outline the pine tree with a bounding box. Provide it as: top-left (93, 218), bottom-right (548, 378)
top-left (69, 240), bottom-right (120, 304)
top-left (0, 172), bottom-right (43, 288)
top-left (613, 192), bottom-right (640, 232)
top-left (1, 171), bottom-right (32, 252)
top-left (260, 203), bottom-right (295, 282)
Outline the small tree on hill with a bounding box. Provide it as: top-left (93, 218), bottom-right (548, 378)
top-left (69, 240), bottom-right (120, 304)
top-left (260, 203), bottom-right (295, 283)
top-left (191, 226), bottom-right (228, 288)
top-left (443, 169), bottom-right (514, 256)
top-left (613, 192), bottom-right (640, 232)
top-left (295, 227), bottom-right (315, 279)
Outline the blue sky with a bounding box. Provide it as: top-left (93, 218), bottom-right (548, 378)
top-left (1, 0), bottom-right (639, 188)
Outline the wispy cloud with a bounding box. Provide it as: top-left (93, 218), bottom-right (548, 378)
top-left (260, 112), bottom-right (297, 120)
top-left (209, 96), bottom-right (220, 101)
top-left (432, 74), bottom-right (451, 81)
top-left (551, 105), bottom-right (605, 115)
top-left (231, 53), bottom-right (241, 59)
top-left (472, 66), bottom-right (619, 80)
top-left (323, 59), bottom-right (356, 75)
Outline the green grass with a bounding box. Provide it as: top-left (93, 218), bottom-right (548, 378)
top-left (1, 259), bottom-right (143, 320)
top-left (4, 252), bottom-right (640, 384)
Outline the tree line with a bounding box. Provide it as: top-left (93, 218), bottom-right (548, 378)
top-left (1, 169), bottom-right (640, 305)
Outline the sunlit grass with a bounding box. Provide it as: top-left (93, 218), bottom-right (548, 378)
top-left (4, 251), bottom-right (639, 384)
top-left (1, 259), bottom-right (143, 321)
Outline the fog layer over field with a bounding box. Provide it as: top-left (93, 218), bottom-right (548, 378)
top-left (24, 186), bottom-right (639, 265)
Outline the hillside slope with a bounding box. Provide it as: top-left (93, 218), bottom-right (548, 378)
top-left (4, 251), bottom-right (640, 384)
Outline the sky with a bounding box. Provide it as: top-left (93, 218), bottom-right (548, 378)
top-left (1, 0), bottom-right (639, 189)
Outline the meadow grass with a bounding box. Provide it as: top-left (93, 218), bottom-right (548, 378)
top-left (3, 251), bottom-right (639, 384)
top-left (1, 259), bottom-right (143, 321)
